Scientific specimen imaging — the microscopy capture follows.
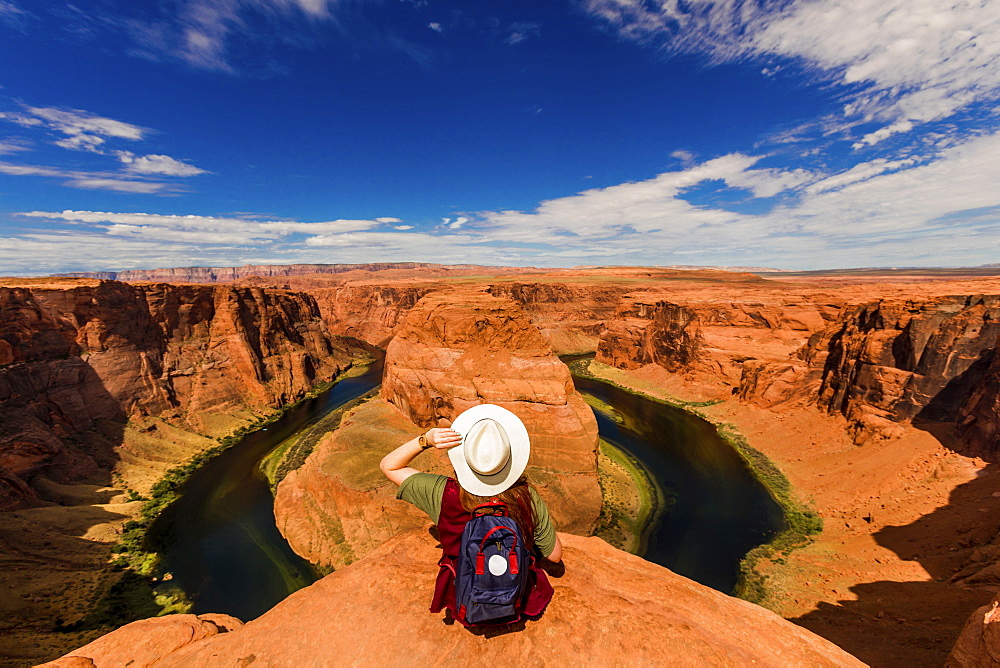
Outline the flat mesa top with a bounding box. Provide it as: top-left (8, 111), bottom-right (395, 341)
top-left (0, 277), bottom-right (103, 289)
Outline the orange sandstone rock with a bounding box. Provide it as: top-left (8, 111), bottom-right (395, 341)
top-left (382, 291), bottom-right (599, 477)
top-left (37, 614), bottom-right (243, 668)
top-left (47, 532), bottom-right (864, 667)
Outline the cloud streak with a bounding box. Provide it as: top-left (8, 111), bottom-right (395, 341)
top-left (582, 0), bottom-right (1000, 147)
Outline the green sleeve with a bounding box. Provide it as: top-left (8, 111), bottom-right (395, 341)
top-left (530, 487), bottom-right (557, 558)
top-left (397, 473), bottom-right (448, 523)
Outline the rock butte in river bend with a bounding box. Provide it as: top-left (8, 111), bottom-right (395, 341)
top-left (4, 264), bottom-right (1000, 666)
top-left (273, 290), bottom-right (601, 570)
top-left (40, 530), bottom-right (863, 668)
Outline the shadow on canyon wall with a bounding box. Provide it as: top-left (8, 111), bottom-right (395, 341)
top-left (791, 423), bottom-right (1000, 668)
top-left (0, 357), bottom-right (127, 510)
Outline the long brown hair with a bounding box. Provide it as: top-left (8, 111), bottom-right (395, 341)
top-left (459, 476), bottom-right (537, 553)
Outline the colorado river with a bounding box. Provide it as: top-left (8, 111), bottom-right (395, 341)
top-left (148, 355), bottom-right (783, 620)
top-left (146, 356), bottom-right (383, 621)
top-left (571, 371), bottom-right (785, 593)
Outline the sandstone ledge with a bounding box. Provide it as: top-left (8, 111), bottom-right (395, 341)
top-left (45, 531), bottom-right (863, 667)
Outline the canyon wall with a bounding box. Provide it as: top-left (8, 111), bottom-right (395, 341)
top-left (596, 290), bottom-right (841, 387)
top-left (487, 282), bottom-right (633, 353)
top-left (42, 530), bottom-right (865, 668)
top-left (958, 341), bottom-right (1000, 458)
top-left (739, 295), bottom-right (1000, 443)
top-left (0, 280), bottom-right (355, 509)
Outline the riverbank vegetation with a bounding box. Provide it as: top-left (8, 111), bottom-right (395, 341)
top-left (594, 438), bottom-right (666, 554)
top-left (90, 356), bottom-right (374, 629)
top-left (573, 357), bottom-right (821, 605)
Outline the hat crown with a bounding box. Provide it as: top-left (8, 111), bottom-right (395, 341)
top-left (464, 418), bottom-right (510, 476)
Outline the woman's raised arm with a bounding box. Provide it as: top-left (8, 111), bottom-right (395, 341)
top-left (379, 427), bottom-right (462, 486)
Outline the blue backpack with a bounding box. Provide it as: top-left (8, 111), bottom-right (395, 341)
top-left (454, 500), bottom-right (532, 625)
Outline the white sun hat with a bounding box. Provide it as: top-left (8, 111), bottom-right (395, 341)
top-left (448, 404), bottom-right (530, 497)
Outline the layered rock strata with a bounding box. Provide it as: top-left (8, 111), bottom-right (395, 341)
top-left (0, 280), bottom-right (354, 508)
top-left (487, 282), bottom-right (633, 353)
top-left (957, 338), bottom-right (1000, 458)
top-left (740, 295), bottom-right (1000, 443)
top-left (596, 291), bottom-right (840, 387)
top-left (43, 531), bottom-right (865, 668)
top-left (381, 291), bottom-right (599, 479)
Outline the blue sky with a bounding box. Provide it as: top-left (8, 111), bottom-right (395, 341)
top-left (1, 0), bottom-right (998, 274)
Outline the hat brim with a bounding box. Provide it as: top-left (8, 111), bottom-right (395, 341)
top-left (448, 404), bottom-right (530, 497)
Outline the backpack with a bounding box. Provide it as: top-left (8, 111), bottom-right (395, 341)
top-left (453, 499), bottom-right (533, 625)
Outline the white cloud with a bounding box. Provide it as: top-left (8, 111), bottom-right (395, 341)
top-left (428, 22), bottom-right (442, 33)
top-left (0, 138), bottom-right (30, 154)
top-left (116, 151), bottom-right (208, 176)
top-left (583, 0), bottom-right (1000, 146)
top-left (22, 106), bottom-right (146, 152)
top-left (116, 0), bottom-right (340, 71)
top-left (0, 160), bottom-right (174, 194)
top-left (805, 158), bottom-right (917, 195)
top-left (65, 178), bottom-right (170, 194)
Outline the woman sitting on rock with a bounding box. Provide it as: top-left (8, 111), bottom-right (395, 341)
top-left (380, 404), bottom-right (562, 625)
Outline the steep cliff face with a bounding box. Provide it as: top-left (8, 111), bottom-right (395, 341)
top-left (957, 337), bottom-right (1000, 459)
top-left (805, 296), bottom-right (1000, 443)
top-left (0, 280), bottom-right (354, 508)
top-left (307, 284), bottom-right (434, 346)
top-left (596, 296), bottom-right (703, 371)
top-left (596, 291), bottom-right (839, 386)
top-left (487, 282), bottom-right (633, 353)
top-left (42, 531), bottom-right (864, 668)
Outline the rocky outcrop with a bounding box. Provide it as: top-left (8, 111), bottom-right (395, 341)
top-left (596, 291), bottom-right (839, 386)
top-left (382, 291), bottom-right (599, 478)
top-left (274, 292), bottom-right (601, 570)
top-left (44, 531), bottom-right (864, 667)
top-left (0, 280), bottom-right (355, 508)
top-left (947, 590), bottom-right (1000, 667)
top-left (597, 297), bottom-right (703, 371)
top-left (37, 614), bottom-right (243, 668)
top-left (957, 338), bottom-right (1000, 458)
top-left (308, 284), bottom-right (435, 347)
top-left (487, 282), bottom-right (633, 354)
top-left (802, 296), bottom-right (1000, 443)
top-left (736, 295), bottom-right (1000, 443)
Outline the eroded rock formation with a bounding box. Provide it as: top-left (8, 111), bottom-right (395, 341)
top-left (0, 279), bottom-right (355, 508)
top-left (947, 590), bottom-right (1000, 668)
top-left (488, 282), bottom-right (633, 353)
top-left (274, 291), bottom-right (602, 569)
top-left (740, 295), bottom-right (1000, 443)
top-left (43, 531), bottom-right (864, 668)
top-left (596, 290), bottom-right (840, 387)
top-left (382, 291), bottom-right (599, 478)
top-left (958, 338), bottom-right (1000, 458)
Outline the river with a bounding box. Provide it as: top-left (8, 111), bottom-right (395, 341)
top-left (147, 356), bottom-right (783, 619)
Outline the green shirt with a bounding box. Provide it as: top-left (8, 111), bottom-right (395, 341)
top-left (397, 472), bottom-right (557, 558)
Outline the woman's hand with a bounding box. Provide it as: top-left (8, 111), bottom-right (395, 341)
top-left (380, 428), bottom-right (463, 486)
top-left (425, 428), bottom-right (462, 450)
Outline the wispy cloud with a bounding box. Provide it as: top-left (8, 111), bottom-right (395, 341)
top-left (1, 106), bottom-right (147, 153)
top-left (0, 103), bottom-right (208, 192)
top-left (0, 138), bottom-right (30, 154)
top-left (0, 160), bottom-right (175, 194)
top-left (0, 0), bottom-right (29, 31)
top-left (582, 0), bottom-right (1000, 148)
top-left (115, 151), bottom-right (209, 176)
